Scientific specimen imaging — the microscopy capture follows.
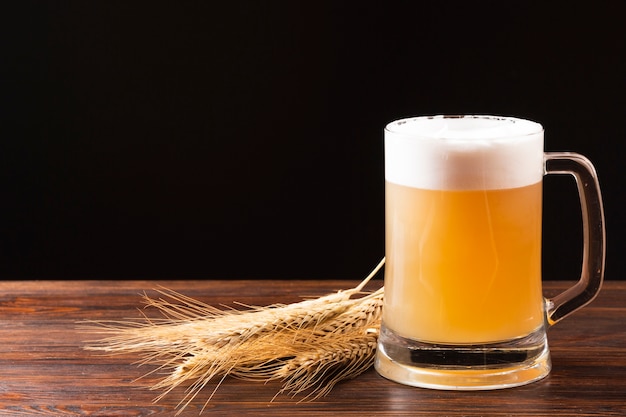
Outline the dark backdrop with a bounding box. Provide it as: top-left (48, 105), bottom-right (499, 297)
top-left (2, 1), bottom-right (624, 280)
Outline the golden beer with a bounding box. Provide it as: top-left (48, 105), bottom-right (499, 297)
top-left (383, 181), bottom-right (544, 344)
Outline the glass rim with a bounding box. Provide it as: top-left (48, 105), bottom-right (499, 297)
top-left (385, 115), bottom-right (544, 140)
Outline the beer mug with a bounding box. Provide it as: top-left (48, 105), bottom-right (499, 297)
top-left (375, 115), bottom-right (605, 389)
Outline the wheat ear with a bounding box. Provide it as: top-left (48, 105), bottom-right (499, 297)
top-left (82, 258), bottom-right (385, 413)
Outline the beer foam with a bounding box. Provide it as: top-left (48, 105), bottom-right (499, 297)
top-left (385, 116), bottom-right (544, 190)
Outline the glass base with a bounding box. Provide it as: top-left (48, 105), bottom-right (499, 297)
top-left (375, 325), bottom-right (552, 390)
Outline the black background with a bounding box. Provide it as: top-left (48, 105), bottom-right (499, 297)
top-left (2, 1), bottom-right (624, 280)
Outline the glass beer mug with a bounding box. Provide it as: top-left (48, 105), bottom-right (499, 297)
top-left (375, 115), bottom-right (605, 389)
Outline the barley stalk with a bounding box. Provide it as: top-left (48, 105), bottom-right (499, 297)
top-left (275, 331), bottom-right (379, 401)
top-left (82, 258), bottom-right (385, 414)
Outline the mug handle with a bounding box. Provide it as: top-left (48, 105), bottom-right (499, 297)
top-left (543, 152), bottom-right (606, 326)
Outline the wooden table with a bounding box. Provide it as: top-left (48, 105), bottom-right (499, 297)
top-left (1, 280), bottom-right (624, 416)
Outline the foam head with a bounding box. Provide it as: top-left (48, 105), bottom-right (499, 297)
top-left (384, 115), bottom-right (544, 190)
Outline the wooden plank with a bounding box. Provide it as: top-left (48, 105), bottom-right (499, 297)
top-left (0, 280), bottom-right (624, 416)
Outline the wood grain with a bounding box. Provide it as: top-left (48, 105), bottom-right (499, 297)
top-left (0, 280), bottom-right (624, 416)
